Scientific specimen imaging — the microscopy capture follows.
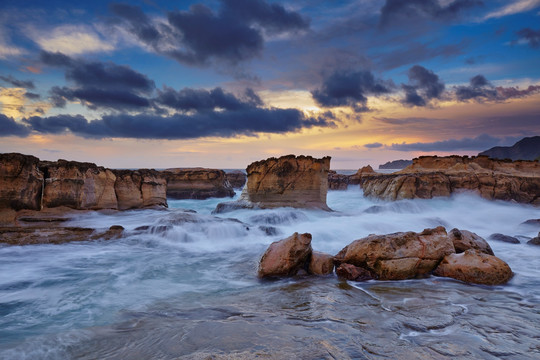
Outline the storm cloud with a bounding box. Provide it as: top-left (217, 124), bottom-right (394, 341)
top-left (0, 75), bottom-right (35, 89)
top-left (401, 65), bottom-right (445, 106)
top-left (111, 0), bottom-right (309, 67)
top-left (515, 27), bottom-right (540, 48)
top-left (311, 69), bottom-right (392, 112)
top-left (455, 74), bottom-right (540, 102)
top-left (389, 134), bottom-right (516, 152)
top-left (0, 114), bottom-right (31, 137)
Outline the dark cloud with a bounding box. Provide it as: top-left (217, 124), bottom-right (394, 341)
top-left (0, 75), bottom-right (35, 89)
top-left (155, 87), bottom-right (263, 112)
top-left (40, 51), bottom-right (155, 110)
top-left (311, 69), bottom-right (392, 112)
top-left (0, 114), bottom-right (31, 137)
top-left (454, 74), bottom-right (540, 102)
top-left (389, 134), bottom-right (516, 152)
top-left (111, 0), bottom-right (308, 67)
top-left (22, 108), bottom-right (335, 140)
top-left (515, 28), bottom-right (540, 48)
top-left (379, 0), bottom-right (483, 28)
top-left (25, 92), bottom-right (41, 100)
top-left (364, 142), bottom-right (383, 149)
top-left (375, 41), bottom-right (465, 70)
top-left (401, 65), bottom-right (445, 106)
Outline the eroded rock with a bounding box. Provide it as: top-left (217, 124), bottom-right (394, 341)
top-left (489, 233), bottom-right (520, 244)
top-left (114, 169), bottom-right (167, 210)
top-left (448, 228), bottom-right (494, 255)
top-left (225, 171), bottom-right (247, 189)
top-left (257, 232), bottom-right (312, 278)
top-left (0, 153), bottom-right (43, 211)
top-left (308, 251), bottom-right (335, 275)
top-left (336, 263), bottom-right (374, 281)
top-left (163, 168), bottom-right (234, 200)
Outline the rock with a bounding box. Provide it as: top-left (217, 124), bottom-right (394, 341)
top-left (448, 228), bottom-right (494, 255)
top-left (308, 251), bottom-right (335, 275)
top-left (0, 153), bottom-right (43, 210)
top-left (328, 170), bottom-right (349, 190)
top-left (212, 200), bottom-right (256, 214)
top-left (40, 159), bottom-right (118, 210)
top-left (433, 250), bottom-right (513, 285)
top-left (336, 263), bottom-right (374, 281)
top-left (98, 225), bottom-right (125, 240)
top-left (521, 219), bottom-right (540, 227)
top-left (114, 169), bottom-right (167, 210)
top-left (225, 171), bottom-right (247, 189)
top-left (527, 233), bottom-right (540, 246)
top-left (360, 155), bottom-right (540, 205)
top-left (162, 168), bottom-right (235, 200)
top-left (335, 226), bottom-right (454, 280)
top-left (230, 155), bottom-right (331, 210)
top-left (258, 225), bottom-right (280, 236)
top-left (349, 165), bottom-right (376, 185)
top-left (0, 226), bottom-right (96, 245)
top-left (489, 233), bottom-right (520, 244)
top-left (257, 232), bottom-right (312, 278)
top-left (379, 159), bottom-right (413, 170)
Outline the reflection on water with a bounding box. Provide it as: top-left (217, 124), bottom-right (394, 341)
top-left (1, 189), bottom-right (540, 359)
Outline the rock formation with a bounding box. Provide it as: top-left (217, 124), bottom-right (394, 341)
top-left (308, 251), bottom-right (335, 275)
top-left (334, 227), bottom-right (454, 280)
top-left (448, 228), bottom-right (494, 255)
top-left (113, 169), bottom-right (167, 210)
top-left (433, 250), bottom-right (513, 285)
top-left (162, 168), bottom-right (235, 200)
top-left (0, 153), bottom-right (43, 211)
top-left (225, 171), bottom-right (247, 189)
top-left (359, 155), bottom-right (540, 205)
top-left (258, 232), bottom-right (313, 278)
top-left (215, 155), bottom-right (331, 212)
top-left (328, 170), bottom-right (349, 190)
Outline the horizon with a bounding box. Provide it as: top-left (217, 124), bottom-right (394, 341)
top-left (1, 0), bottom-right (539, 169)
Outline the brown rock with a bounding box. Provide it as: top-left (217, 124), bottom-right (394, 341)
top-left (244, 155), bottom-right (331, 210)
top-left (328, 170), bottom-right (349, 190)
top-left (448, 228), bottom-right (494, 255)
top-left (433, 250), bottom-right (513, 285)
top-left (360, 156), bottom-right (540, 205)
top-left (114, 169), bottom-right (167, 209)
top-left (257, 232), bottom-right (312, 278)
top-left (349, 165), bottom-right (376, 185)
top-left (308, 251), bottom-right (335, 275)
top-left (225, 171), bottom-right (247, 189)
top-left (336, 263), bottom-right (374, 281)
top-left (163, 168), bottom-right (235, 199)
top-left (40, 160), bottom-right (118, 210)
top-left (0, 153), bottom-right (43, 211)
top-left (527, 233), bottom-right (540, 246)
top-left (335, 226), bottom-right (454, 280)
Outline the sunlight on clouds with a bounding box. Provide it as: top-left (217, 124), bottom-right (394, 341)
top-left (0, 88), bottom-right (50, 118)
top-left (29, 25), bottom-right (114, 55)
top-left (259, 90), bottom-right (320, 111)
top-left (483, 0), bottom-right (540, 20)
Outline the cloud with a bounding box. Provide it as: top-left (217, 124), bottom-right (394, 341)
top-left (0, 75), bottom-right (35, 89)
top-left (111, 0), bottom-right (309, 67)
top-left (21, 108), bottom-right (336, 140)
top-left (0, 88), bottom-right (50, 118)
top-left (388, 134), bottom-right (519, 152)
top-left (375, 41), bottom-right (466, 70)
top-left (483, 0), bottom-right (540, 20)
top-left (311, 69), bottom-right (392, 112)
top-left (401, 65), bottom-right (445, 106)
top-left (0, 28), bottom-right (26, 59)
top-left (454, 74), bottom-right (540, 102)
top-left (379, 0), bottom-right (483, 28)
top-left (0, 114), bottom-right (30, 136)
top-left (364, 142), bottom-right (383, 148)
top-left (40, 51), bottom-right (155, 110)
top-left (29, 25), bottom-right (115, 55)
top-left (515, 28), bottom-right (540, 48)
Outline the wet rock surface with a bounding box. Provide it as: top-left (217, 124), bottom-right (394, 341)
top-left (225, 171), bottom-right (247, 189)
top-left (308, 251), bottom-right (335, 275)
top-left (449, 228), bottom-right (494, 255)
top-left (489, 233), bottom-right (520, 244)
top-left (258, 232), bottom-right (313, 278)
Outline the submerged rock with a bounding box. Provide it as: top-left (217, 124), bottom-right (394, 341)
top-left (448, 228), bottom-right (494, 255)
top-left (258, 232), bottom-right (312, 278)
top-left (335, 227), bottom-right (454, 280)
top-left (433, 250), bottom-right (513, 285)
top-left (489, 233), bottom-right (520, 244)
top-left (527, 233), bottom-right (540, 246)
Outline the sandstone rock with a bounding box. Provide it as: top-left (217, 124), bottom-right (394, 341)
top-left (225, 171), bottom-right (247, 189)
top-left (163, 168), bottom-right (235, 199)
top-left (335, 227), bottom-right (454, 280)
top-left (0, 153), bottom-right (43, 211)
top-left (336, 263), bottom-right (374, 281)
top-left (258, 232), bottom-right (312, 278)
top-left (433, 250), bottom-right (513, 285)
top-left (527, 233), bottom-right (540, 246)
top-left (328, 170), bottom-right (349, 190)
top-left (308, 251), bottom-right (335, 275)
top-left (489, 233), bottom-right (520, 244)
top-left (360, 156), bottom-right (540, 205)
top-left (244, 155), bottom-right (331, 210)
top-left (349, 165), bottom-right (376, 185)
top-left (448, 228), bottom-right (494, 255)
top-left (114, 169), bottom-right (167, 209)
top-left (40, 160), bottom-right (118, 210)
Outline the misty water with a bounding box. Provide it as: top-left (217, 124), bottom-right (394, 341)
top-left (1, 188), bottom-right (539, 359)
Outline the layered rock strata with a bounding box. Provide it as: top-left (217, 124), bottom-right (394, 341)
top-left (359, 155), bottom-right (540, 205)
top-left (0, 153), bottom-right (43, 211)
top-left (113, 169), bottom-right (167, 210)
top-left (162, 168), bottom-right (235, 200)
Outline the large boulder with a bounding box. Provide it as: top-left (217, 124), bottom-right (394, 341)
top-left (433, 250), bottom-right (513, 285)
top-left (162, 168), bottom-right (235, 199)
top-left (308, 251), bottom-right (335, 275)
top-left (335, 227), bottom-right (454, 280)
top-left (114, 169), bottom-right (167, 210)
top-left (448, 228), bottom-right (494, 255)
top-left (360, 156), bottom-right (540, 205)
top-left (258, 232), bottom-right (312, 278)
top-left (0, 153), bottom-right (43, 211)
top-left (40, 160), bottom-right (118, 210)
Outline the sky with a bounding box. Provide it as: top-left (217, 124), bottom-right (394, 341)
top-left (0, 0), bottom-right (539, 169)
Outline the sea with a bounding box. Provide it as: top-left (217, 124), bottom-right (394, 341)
top-left (1, 185), bottom-right (539, 359)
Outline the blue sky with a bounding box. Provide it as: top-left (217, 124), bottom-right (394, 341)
top-left (0, 0), bottom-right (539, 168)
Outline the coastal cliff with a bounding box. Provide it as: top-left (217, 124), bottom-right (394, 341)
top-left (359, 155), bottom-right (540, 205)
top-left (162, 168), bottom-right (235, 199)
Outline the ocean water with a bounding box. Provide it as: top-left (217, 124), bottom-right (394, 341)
top-left (1, 189), bottom-right (539, 359)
